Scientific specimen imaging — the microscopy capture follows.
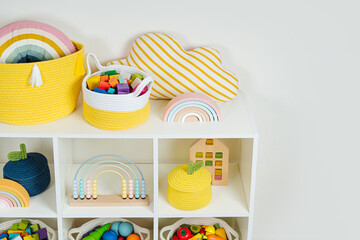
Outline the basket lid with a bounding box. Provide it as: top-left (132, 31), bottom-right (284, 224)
top-left (168, 164), bottom-right (211, 192)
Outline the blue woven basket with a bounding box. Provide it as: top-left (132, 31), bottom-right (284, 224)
top-left (3, 144), bottom-right (51, 197)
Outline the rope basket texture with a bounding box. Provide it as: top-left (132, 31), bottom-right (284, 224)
top-left (3, 152), bottom-right (51, 197)
top-left (0, 41), bottom-right (85, 125)
top-left (82, 53), bottom-right (154, 130)
top-left (167, 164), bottom-right (212, 210)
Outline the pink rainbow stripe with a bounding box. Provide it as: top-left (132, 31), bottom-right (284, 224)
top-left (163, 92), bottom-right (221, 121)
top-left (0, 21), bottom-right (76, 53)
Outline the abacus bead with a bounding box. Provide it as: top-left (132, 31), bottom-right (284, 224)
top-left (141, 179), bottom-right (146, 199)
top-left (135, 179), bottom-right (140, 199)
top-left (73, 180), bottom-right (78, 199)
top-left (128, 180), bottom-right (134, 199)
top-left (79, 179), bottom-right (85, 199)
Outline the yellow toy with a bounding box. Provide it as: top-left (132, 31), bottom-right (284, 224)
top-left (167, 161), bottom-right (212, 210)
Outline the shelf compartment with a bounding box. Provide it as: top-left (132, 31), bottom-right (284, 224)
top-left (62, 217), bottom-right (153, 240)
top-left (0, 218), bottom-right (58, 239)
top-left (0, 137), bottom-right (57, 217)
top-left (159, 217), bottom-right (247, 240)
top-left (58, 138), bottom-right (154, 218)
top-left (158, 163), bottom-right (248, 217)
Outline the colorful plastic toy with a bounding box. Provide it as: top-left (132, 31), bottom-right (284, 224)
top-left (117, 83), bottom-right (130, 94)
top-left (70, 155), bottom-right (148, 207)
top-left (163, 93), bottom-right (221, 122)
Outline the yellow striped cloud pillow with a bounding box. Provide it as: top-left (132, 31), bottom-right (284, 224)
top-left (107, 33), bottom-right (239, 102)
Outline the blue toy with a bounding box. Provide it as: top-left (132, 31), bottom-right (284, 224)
top-left (118, 222), bottom-right (133, 237)
top-left (102, 230), bottom-right (117, 240)
top-left (110, 222), bottom-right (121, 236)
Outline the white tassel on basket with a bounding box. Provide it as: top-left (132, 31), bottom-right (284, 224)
top-left (28, 64), bottom-right (43, 87)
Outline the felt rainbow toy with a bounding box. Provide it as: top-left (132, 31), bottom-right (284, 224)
top-left (0, 21), bottom-right (76, 63)
top-left (163, 92), bottom-right (221, 122)
top-left (0, 178), bottom-right (30, 208)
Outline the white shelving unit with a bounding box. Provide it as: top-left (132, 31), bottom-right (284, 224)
top-left (0, 92), bottom-right (258, 240)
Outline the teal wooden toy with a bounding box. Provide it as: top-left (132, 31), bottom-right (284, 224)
top-left (9, 233), bottom-right (20, 239)
top-left (107, 88), bottom-right (116, 94)
top-left (25, 226), bottom-right (31, 235)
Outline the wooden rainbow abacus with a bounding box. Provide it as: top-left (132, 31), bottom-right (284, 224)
top-left (69, 154), bottom-right (149, 207)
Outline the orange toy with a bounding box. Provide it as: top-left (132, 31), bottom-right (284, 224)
top-left (100, 75), bottom-right (109, 81)
top-left (126, 233), bottom-right (140, 240)
top-left (109, 76), bottom-right (119, 88)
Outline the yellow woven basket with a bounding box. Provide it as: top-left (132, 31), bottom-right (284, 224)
top-left (82, 53), bottom-right (154, 131)
top-left (0, 41), bottom-right (85, 125)
top-left (167, 163), bottom-right (212, 211)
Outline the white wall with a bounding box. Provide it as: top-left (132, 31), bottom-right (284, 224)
top-left (1, 0), bottom-right (359, 239)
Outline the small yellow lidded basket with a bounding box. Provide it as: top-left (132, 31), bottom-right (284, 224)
top-left (167, 162), bottom-right (212, 211)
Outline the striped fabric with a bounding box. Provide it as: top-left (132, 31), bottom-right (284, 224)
top-left (107, 33), bottom-right (239, 102)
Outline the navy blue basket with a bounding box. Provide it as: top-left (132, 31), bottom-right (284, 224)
top-left (3, 144), bottom-right (51, 197)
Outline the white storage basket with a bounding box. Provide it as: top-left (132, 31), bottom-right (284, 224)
top-left (0, 219), bottom-right (57, 240)
top-left (82, 53), bottom-right (154, 130)
top-left (68, 218), bottom-right (151, 240)
top-left (160, 218), bottom-right (240, 240)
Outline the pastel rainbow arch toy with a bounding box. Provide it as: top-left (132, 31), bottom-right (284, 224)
top-left (0, 21), bottom-right (76, 63)
top-left (163, 92), bottom-right (221, 122)
top-left (0, 178), bottom-right (30, 208)
top-left (69, 154), bottom-right (149, 207)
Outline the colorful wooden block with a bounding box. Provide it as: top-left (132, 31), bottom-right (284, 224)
top-left (98, 81), bottom-right (111, 91)
top-left (205, 152), bottom-right (213, 158)
top-left (121, 72), bottom-right (131, 81)
top-left (34, 229), bottom-right (47, 240)
top-left (215, 169), bottom-right (222, 175)
top-left (8, 231), bottom-right (24, 234)
top-left (25, 226), bottom-right (31, 235)
top-left (0, 237), bottom-right (7, 240)
top-left (100, 75), bottom-right (109, 82)
top-left (107, 88), bottom-right (116, 94)
top-left (93, 88), bottom-right (108, 94)
top-left (205, 160), bottom-right (213, 166)
top-left (23, 236), bottom-right (35, 240)
top-left (206, 139), bottom-right (214, 145)
top-left (9, 233), bottom-right (20, 239)
top-left (215, 160), bottom-right (222, 167)
top-left (196, 152), bottom-right (203, 158)
top-left (105, 70), bottom-right (117, 75)
top-left (215, 152), bottom-right (223, 158)
top-left (130, 73), bottom-right (143, 81)
top-left (31, 233), bottom-right (39, 240)
top-left (11, 224), bottom-right (19, 230)
top-left (116, 83), bottom-right (130, 94)
top-left (10, 235), bottom-right (22, 240)
top-left (0, 233), bottom-right (8, 240)
top-left (18, 220), bottom-right (29, 230)
top-left (86, 75), bottom-right (101, 90)
top-left (118, 75), bottom-right (125, 84)
top-left (30, 224), bottom-right (40, 233)
top-left (109, 76), bottom-right (119, 87)
top-left (21, 232), bottom-right (29, 237)
top-left (130, 78), bottom-right (142, 89)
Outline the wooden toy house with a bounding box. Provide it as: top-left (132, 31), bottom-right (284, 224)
top-left (189, 138), bottom-right (229, 186)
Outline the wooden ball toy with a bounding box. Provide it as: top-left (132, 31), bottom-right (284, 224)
top-left (126, 234), bottom-right (140, 240)
top-left (102, 230), bottom-right (118, 240)
top-left (118, 222), bottom-right (133, 237)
